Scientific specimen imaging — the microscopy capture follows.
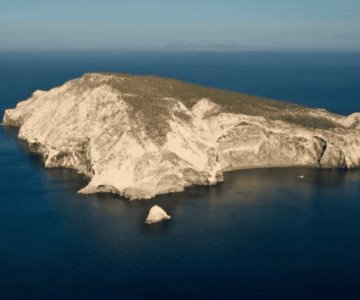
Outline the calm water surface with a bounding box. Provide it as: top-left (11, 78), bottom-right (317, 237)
top-left (0, 51), bottom-right (360, 299)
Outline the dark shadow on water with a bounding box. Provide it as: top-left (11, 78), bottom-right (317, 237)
top-left (224, 167), bottom-right (351, 187)
top-left (2, 125), bottom-right (90, 191)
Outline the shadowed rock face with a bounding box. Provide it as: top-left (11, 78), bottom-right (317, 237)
top-left (3, 73), bottom-right (360, 200)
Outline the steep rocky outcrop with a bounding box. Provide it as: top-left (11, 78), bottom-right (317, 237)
top-left (3, 73), bottom-right (360, 199)
top-left (145, 205), bottom-right (171, 224)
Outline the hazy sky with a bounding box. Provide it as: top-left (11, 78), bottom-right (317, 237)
top-left (1, 0), bottom-right (360, 51)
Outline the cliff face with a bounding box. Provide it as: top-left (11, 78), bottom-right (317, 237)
top-left (3, 73), bottom-right (360, 200)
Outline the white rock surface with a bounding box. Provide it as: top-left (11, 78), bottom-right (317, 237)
top-left (145, 205), bottom-right (171, 224)
top-left (2, 73), bottom-right (360, 200)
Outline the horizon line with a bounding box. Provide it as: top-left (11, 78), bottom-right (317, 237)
top-left (1, 48), bottom-right (360, 54)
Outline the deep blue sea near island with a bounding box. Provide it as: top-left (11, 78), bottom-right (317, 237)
top-left (1, 51), bottom-right (360, 299)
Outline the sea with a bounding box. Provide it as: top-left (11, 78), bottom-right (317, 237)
top-left (0, 51), bottom-right (360, 299)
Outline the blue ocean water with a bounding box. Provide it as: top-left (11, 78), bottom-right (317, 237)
top-left (0, 51), bottom-right (360, 299)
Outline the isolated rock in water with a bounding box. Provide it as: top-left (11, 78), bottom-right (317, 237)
top-left (145, 205), bottom-right (171, 224)
top-left (2, 72), bottom-right (360, 200)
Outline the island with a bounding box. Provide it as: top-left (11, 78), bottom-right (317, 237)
top-left (3, 72), bottom-right (360, 200)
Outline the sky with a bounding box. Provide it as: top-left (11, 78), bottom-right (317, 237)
top-left (1, 0), bottom-right (360, 51)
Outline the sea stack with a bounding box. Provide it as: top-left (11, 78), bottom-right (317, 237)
top-left (145, 205), bottom-right (171, 224)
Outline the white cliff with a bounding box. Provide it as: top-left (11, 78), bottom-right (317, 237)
top-left (145, 205), bottom-right (171, 224)
top-left (2, 73), bottom-right (360, 200)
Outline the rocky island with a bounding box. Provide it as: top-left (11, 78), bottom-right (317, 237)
top-left (145, 205), bottom-right (171, 224)
top-left (2, 72), bottom-right (360, 200)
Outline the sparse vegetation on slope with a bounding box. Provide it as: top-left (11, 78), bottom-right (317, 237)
top-left (83, 72), bottom-right (340, 133)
